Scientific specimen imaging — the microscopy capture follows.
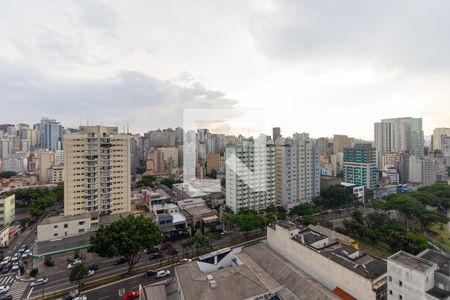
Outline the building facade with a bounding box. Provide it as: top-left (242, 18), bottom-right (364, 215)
top-left (275, 136), bottom-right (320, 210)
top-left (343, 144), bottom-right (378, 190)
top-left (225, 137), bottom-right (276, 213)
top-left (409, 156), bottom-right (437, 186)
top-left (63, 126), bottom-right (131, 216)
top-left (0, 194), bottom-right (15, 226)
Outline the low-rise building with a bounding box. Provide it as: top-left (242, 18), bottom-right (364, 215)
top-left (341, 182), bottom-right (365, 203)
top-left (0, 226), bottom-right (9, 247)
top-left (36, 214), bottom-right (91, 242)
top-left (177, 198), bottom-right (218, 235)
top-left (0, 193), bottom-right (15, 226)
top-left (267, 221), bottom-right (387, 300)
top-left (387, 249), bottom-right (450, 300)
top-left (47, 165), bottom-right (64, 183)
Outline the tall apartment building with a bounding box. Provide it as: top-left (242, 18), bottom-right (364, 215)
top-left (408, 156), bottom-right (437, 186)
top-left (40, 117), bottom-right (63, 151)
top-left (374, 117), bottom-right (424, 167)
top-left (381, 150), bottom-right (410, 184)
top-left (225, 137), bottom-right (276, 213)
top-left (332, 134), bottom-right (353, 154)
top-left (3, 152), bottom-right (28, 173)
top-left (37, 150), bottom-right (53, 183)
top-left (148, 129), bottom-right (176, 147)
top-left (276, 136), bottom-right (320, 210)
top-left (63, 126), bottom-right (131, 216)
top-left (159, 147), bottom-right (179, 169)
top-left (206, 152), bottom-right (221, 175)
top-left (146, 148), bottom-right (165, 174)
top-left (343, 144), bottom-right (378, 190)
top-left (432, 128), bottom-right (450, 151)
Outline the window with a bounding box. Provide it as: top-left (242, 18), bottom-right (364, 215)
top-left (399, 295), bottom-right (402, 300)
top-left (389, 290), bottom-right (392, 295)
top-left (53, 225), bottom-right (58, 229)
top-left (399, 280), bottom-right (402, 286)
top-left (53, 233), bottom-right (58, 237)
top-left (79, 229), bottom-right (85, 233)
top-left (64, 224), bottom-right (68, 228)
top-left (389, 276), bottom-right (392, 281)
top-left (79, 221), bottom-right (85, 225)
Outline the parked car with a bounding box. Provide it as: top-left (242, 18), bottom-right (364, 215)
top-left (114, 257), bottom-right (127, 265)
top-left (88, 264), bottom-right (98, 271)
top-left (0, 294), bottom-right (12, 300)
top-left (179, 258), bottom-right (192, 264)
top-left (87, 269), bottom-right (95, 277)
top-left (122, 291), bottom-right (140, 300)
top-left (0, 286), bottom-right (9, 294)
top-left (149, 253), bottom-right (163, 260)
top-left (0, 257), bottom-right (11, 265)
top-left (30, 278), bottom-right (48, 287)
top-left (156, 270), bottom-right (170, 279)
top-left (73, 296), bottom-right (87, 300)
top-left (1, 264), bottom-right (11, 274)
top-left (11, 263), bottom-right (18, 272)
top-left (145, 269), bottom-right (156, 276)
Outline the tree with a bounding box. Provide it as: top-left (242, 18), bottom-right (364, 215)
top-left (231, 212), bottom-right (265, 238)
top-left (69, 264), bottom-right (88, 289)
top-left (352, 210), bottom-right (364, 224)
top-left (136, 175), bottom-right (157, 188)
top-left (180, 239), bottom-right (194, 255)
top-left (160, 177), bottom-right (182, 188)
top-left (89, 215), bottom-right (162, 273)
top-left (416, 210), bottom-right (448, 232)
top-left (289, 203), bottom-right (319, 216)
top-left (0, 171), bottom-right (16, 179)
top-left (192, 233), bottom-right (211, 253)
top-left (30, 268), bottom-right (38, 278)
top-left (313, 185), bottom-right (356, 208)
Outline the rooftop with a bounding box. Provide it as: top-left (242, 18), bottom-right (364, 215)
top-left (418, 249), bottom-right (450, 276)
top-left (173, 179), bottom-right (222, 198)
top-left (426, 286), bottom-right (450, 300)
top-left (308, 224), bottom-right (354, 244)
top-left (388, 251), bottom-right (436, 273)
top-left (40, 213), bottom-right (91, 225)
top-left (153, 203), bottom-right (178, 211)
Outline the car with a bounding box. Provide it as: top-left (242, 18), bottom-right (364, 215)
top-left (148, 253), bottom-right (163, 260)
top-left (73, 296), bottom-right (87, 300)
top-left (21, 253), bottom-right (28, 259)
top-left (0, 286), bottom-right (9, 294)
top-left (10, 264), bottom-right (18, 272)
top-left (114, 257), bottom-right (127, 265)
top-left (87, 269), bottom-right (95, 277)
top-left (24, 249), bottom-right (32, 255)
top-left (30, 278), bottom-right (48, 287)
top-left (18, 248), bottom-right (26, 254)
top-left (1, 264), bottom-right (11, 274)
top-left (67, 261), bottom-right (82, 269)
top-left (0, 294), bottom-right (12, 300)
top-left (179, 258), bottom-right (192, 264)
top-left (156, 270), bottom-right (170, 279)
top-left (122, 291), bottom-right (140, 300)
top-left (145, 269), bottom-right (156, 276)
top-left (0, 257), bottom-right (11, 265)
top-left (10, 257), bottom-right (17, 263)
top-left (88, 264), bottom-right (98, 271)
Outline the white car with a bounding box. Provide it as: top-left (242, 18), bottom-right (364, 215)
top-left (0, 286), bottom-right (10, 294)
top-left (0, 257), bottom-right (11, 265)
top-left (30, 278), bottom-right (48, 287)
top-left (87, 269), bottom-right (95, 277)
top-left (179, 258), bottom-right (192, 264)
top-left (73, 295), bottom-right (87, 300)
top-left (156, 270), bottom-right (170, 279)
top-left (11, 263), bottom-right (18, 272)
top-left (67, 260), bottom-right (82, 270)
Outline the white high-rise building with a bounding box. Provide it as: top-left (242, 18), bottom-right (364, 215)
top-left (225, 137), bottom-right (276, 213)
top-left (408, 156), bottom-right (437, 186)
top-left (3, 152), bottom-right (28, 174)
top-left (275, 136), bottom-right (320, 210)
top-left (374, 117), bottom-right (424, 167)
top-left (63, 126), bottom-right (131, 216)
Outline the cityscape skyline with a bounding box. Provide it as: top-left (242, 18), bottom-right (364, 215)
top-left (1, 1), bottom-right (450, 139)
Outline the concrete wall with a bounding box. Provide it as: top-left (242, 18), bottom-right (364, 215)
top-left (37, 216), bottom-right (91, 242)
top-left (267, 225), bottom-right (379, 300)
top-left (387, 257), bottom-right (437, 300)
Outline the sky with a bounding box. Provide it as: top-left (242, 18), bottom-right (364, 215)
top-left (1, 1), bottom-right (449, 140)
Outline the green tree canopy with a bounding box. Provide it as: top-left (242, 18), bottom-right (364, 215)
top-left (313, 185), bottom-right (356, 208)
top-left (231, 212), bottom-right (265, 237)
top-left (89, 215), bottom-right (162, 272)
top-left (136, 175), bottom-right (157, 188)
top-left (289, 203), bottom-right (319, 216)
top-left (160, 177), bottom-right (182, 188)
top-left (69, 264), bottom-right (88, 288)
top-left (0, 171), bottom-right (16, 179)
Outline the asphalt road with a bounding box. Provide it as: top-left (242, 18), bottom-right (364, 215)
top-left (83, 267), bottom-right (174, 300)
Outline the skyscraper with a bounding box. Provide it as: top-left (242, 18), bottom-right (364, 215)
top-left (332, 134), bottom-right (353, 154)
top-left (374, 117), bottom-right (424, 167)
top-left (225, 137), bottom-right (276, 213)
top-left (63, 126), bottom-right (131, 216)
top-left (276, 136), bottom-right (320, 209)
top-left (343, 143), bottom-right (378, 190)
top-left (40, 117), bottom-right (63, 151)
top-left (272, 127), bottom-right (281, 143)
top-left (432, 128), bottom-right (450, 151)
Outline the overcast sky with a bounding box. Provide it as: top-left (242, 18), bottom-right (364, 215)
top-left (1, 1), bottom-right (449, 139)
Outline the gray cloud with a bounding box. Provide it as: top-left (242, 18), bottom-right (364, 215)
top-left (0, 59), bottom-right (238, 132)
top-left (249, 1), bottom-right (450, 71)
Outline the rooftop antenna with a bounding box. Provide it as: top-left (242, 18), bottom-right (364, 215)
top-left (127, 123), bottom-right (129, 134)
